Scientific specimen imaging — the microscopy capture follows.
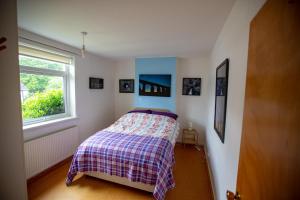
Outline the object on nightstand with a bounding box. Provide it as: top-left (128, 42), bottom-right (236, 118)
top-left (182, 128), bottom-right (198, 147)
top-left (188, 122), bottom-right (193, 131)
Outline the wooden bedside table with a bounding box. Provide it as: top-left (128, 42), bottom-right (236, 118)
top-left (182, 128), bottom-right (198, 147)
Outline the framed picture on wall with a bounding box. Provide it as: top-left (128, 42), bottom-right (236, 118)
top-left (89, 77), bottom-right (103, 89)
top-left (214, 58), bottom-right (229, 143)
top-left (139, 74), bottom-right (171, 97)
top-left (182, 78), bottom-right (201, 96)
top-left (119, 79), bottom-right (134, 93)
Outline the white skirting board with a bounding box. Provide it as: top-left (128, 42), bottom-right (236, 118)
top-left (24, 126), bottom-right (79, 179)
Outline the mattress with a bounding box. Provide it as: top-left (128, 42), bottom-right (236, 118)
top-left (66, 112), bottom-right (179, 200)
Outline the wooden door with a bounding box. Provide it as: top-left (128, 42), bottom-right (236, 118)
top-left (229, 0), bottom-right (300, 199)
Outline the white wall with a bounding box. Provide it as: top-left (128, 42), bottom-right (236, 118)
top-left (76, 52), bottom-right (116, 142)
top-left (205, 0), bottom-right (265, 199)
top-left (176, 56), bottom-right (210, 144)
top-left (114, 56), bottom-right (210, 144)
top-left (0, 0), bottom-right (28, 199)
top-left (114, 59), bottom-right (135, 119)
top-left (19, 29), bottom-right (116, 143)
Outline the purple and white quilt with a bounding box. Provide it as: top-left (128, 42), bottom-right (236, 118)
top-left (66, 112), bottom-right (179, 200)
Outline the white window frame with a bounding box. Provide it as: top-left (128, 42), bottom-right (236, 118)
top-left (19, 53), bottom-right (72, 126)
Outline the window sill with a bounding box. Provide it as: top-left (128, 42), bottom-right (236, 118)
top-left (23, 116), bottom-right (79, 142)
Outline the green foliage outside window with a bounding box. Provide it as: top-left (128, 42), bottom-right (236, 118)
top-left (20, 73), bottom-right (50, 93)
top-left (20, 55), bottom-right (66, 120)
top-left (22, 89), bottom-right (64, 120)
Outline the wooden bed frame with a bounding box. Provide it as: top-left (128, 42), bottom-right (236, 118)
top-left (84, 108), bottom-right (175, 193)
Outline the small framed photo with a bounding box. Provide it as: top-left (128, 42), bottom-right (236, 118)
top-left (182, 78), bottom-right (201, 96)
top-left (119, 79), bottom-right (134, 93)
top-left (89, 77), bottom-right (103, 89)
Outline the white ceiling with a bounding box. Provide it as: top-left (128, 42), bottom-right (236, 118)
top-left (17, 0), bottom-right (235, 59)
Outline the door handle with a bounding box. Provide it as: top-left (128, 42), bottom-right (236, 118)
top-left (227, 190), bottom-right (241, 200)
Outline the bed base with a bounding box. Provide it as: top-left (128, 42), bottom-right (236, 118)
top-left (83, 172), bottom-right (155, 193)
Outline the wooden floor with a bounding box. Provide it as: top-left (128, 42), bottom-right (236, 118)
top-left (27, 145), bottom-right (213, 200)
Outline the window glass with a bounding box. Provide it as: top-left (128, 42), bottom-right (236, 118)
top-left (19, 55), bottom-right (65, 71)
top-left (20, 73), bottom-right (65, 121)
top-left (19, 45), bottom-right (72, 125)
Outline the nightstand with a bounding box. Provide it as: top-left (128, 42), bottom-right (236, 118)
top-left (182, 128), bottom-right (198, 147)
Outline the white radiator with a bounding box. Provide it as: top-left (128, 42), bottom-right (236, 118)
top-left (24, 126), bottom-right (79, 179)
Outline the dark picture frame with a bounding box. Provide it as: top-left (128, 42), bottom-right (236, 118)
top-left (119, 79), bottom-right (134, 93)
top-left (182, 78), bottom-right (201, 96)
top-left (139, 74), bottom-right (171, 97)
top-left (89, 77), bottom-right (103, 89)
top-left (214, 58), bottom-right (229, 143)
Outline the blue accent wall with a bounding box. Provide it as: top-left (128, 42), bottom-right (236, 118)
top-left (135, 57), bottom-right (177, 112)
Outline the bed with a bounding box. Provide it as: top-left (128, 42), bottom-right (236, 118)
top-left (66, 109), bottom-right (179, 200)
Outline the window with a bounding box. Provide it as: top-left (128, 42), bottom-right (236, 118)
top-left (19, 44), bottom-right (73, 126)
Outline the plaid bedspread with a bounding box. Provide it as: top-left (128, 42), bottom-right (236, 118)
top-left (66, 113), bottom-right (178, 200)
